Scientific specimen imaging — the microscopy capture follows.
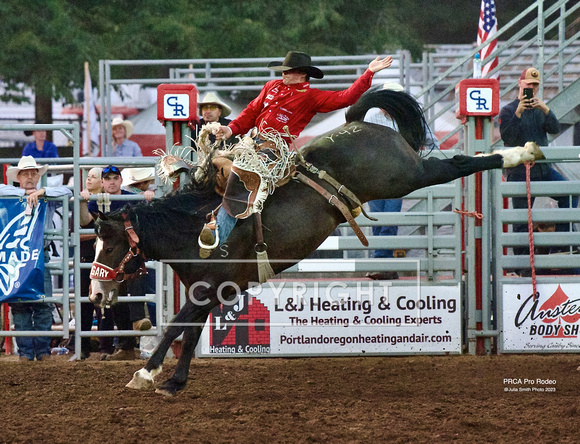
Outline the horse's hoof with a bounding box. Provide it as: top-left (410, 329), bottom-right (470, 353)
top-left (524, 141), bottom-right (546, 160)
top-left (154, 378), bottom-right (186, 396)
top-left (154, 387), bottom-right (176, 397)
top-left (125, 366), bottom-right (163, 390)
top-left (500, 143), bottom-right (544, 168)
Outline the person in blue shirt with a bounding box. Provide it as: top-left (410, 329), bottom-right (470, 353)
top-left (109, 117), bottom-right (142, 157)
top-left (22, 126), bottom-right (59, 158)
top-left (0, 156), bottom-right (71, 361)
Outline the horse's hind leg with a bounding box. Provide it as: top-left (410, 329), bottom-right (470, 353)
top-left (416, 154), bottom-right (503, 188)
top-left (155, 319), bottom-right (207, 397)
top-left (416, 143), bottom-right (545, 189)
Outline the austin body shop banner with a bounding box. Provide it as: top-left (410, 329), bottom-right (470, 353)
top-left (502, 284), bottom-right (580, 352)
top-left (198, 281), bottom-right (461, 357)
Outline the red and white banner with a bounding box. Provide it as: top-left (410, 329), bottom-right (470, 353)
top-left (502, 284), bottom-right (580, 352)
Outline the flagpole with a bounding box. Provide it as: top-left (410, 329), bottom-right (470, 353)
top-left (84, 61), bottom-right (92, 157)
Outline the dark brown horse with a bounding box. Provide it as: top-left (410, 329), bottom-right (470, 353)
top-left (89, 89), bottom-right (543, 395)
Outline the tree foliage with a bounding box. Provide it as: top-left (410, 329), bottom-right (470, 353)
top-left (0, 0), bottom-right (568, 118)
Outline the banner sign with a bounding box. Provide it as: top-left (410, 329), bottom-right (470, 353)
top-left (502, 284), bottom-right (580, 352)
top-left (199, 281), bottom-right (461, 357)
top-left (0, 199), bottom-right (47, 302)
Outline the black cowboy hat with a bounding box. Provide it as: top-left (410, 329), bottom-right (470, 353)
top-left (267, 51), bottom-right (324, 79)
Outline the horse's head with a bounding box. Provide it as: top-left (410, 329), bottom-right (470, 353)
top-left (89, 212), bottom-right (147, 308)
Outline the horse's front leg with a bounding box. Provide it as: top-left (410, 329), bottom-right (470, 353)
top-left (126, 300), bottom-right (200, 390)
top-left (155, 317), bottom-right (207, 397)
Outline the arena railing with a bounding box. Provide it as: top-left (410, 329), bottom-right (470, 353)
top-left (492, 146), bottom-right (580, 279)
top-left (69, 156), bottom-right (164, 360)
top-left (480, 146), bottom-right (580, 350)
top-left (415, 0), bottom-right (580, 150)
top-left (98, 53), bottom-right (409, 154)
top-left (0, 124), bottom-right (78, 354)
top-left (0, 123), bottom-right (169, 360)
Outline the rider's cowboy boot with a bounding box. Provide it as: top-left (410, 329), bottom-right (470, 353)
top-left (198, 215), bottom-right (219, 258)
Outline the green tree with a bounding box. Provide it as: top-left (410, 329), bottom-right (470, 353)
top-left (0, 0), bottom-right (567, 123)
top-left (0, 0), bottom-right (202, 121)
top-left (0, 1), bottom-right (96, 123)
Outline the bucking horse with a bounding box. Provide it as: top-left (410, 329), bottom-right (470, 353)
top-left (89, 88), bottom-right (543, 396)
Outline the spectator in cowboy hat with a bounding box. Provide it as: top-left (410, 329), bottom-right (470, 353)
top-left (193, 92), bottom-right (235, 144)
top-left (109, 117), bottom-right (142, 157)
top-left (5, 155), bottom-right (49, 184)
top-left (22, 120), bottom-right (59, 158)
top-left (215, 50), bottom-right (393, 145)
top-left (121, 167), bottom-right (156, 201)
top-left (0, 156), bottom-right (72, 361)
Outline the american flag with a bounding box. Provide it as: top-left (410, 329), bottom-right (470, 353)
top-left (477, 0), bottom-right (499, 78)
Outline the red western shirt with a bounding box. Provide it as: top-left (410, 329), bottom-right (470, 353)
top-left (228, 69), bottom-right (375, 144)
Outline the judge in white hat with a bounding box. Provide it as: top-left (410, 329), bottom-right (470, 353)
top-left (193, 92), bottom-right (235, 144)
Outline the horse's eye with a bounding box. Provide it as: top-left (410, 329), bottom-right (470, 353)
top-left (106, 248), bottom-right (114, 254)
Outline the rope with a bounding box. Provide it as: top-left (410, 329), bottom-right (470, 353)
top-left (230, 128), bottom-right (293, 191)
top-left (97, 193), bottom-right (110, 213)
top-left (525, 162), bottom-right (539, 301)
top-left (452, 209), bottom-right (483, 219)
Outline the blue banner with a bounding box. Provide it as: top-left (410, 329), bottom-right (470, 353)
top-left (0, 199), bottom-right (47, 302)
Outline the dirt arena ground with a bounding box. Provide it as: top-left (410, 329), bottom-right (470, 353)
top-left (0, 354), bottom-right (578, 443)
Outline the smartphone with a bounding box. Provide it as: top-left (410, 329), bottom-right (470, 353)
top-left (523, 87), bottom-right (534, 100)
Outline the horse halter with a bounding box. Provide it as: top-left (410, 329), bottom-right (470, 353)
top-left (89, 213), bottom-right (148, 283)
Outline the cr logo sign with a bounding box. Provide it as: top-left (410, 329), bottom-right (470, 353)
top-left (163, 94), bottom-right (190, 119)
top-left (466, 87), bottom-right (493, 113)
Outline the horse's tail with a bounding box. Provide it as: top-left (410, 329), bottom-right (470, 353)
top-left (345, 88), bottom-right (427, 152)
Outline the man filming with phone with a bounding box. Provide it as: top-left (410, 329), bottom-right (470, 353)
top-left (499, 67), bottom-right (578, 269)
top-left (500, 68), bottom-right (558, 142)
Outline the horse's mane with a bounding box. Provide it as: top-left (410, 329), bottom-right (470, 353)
top-left (345, 88), bottom-right (427, 152)
top-left (100, 164), bottom-right (221, 256)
